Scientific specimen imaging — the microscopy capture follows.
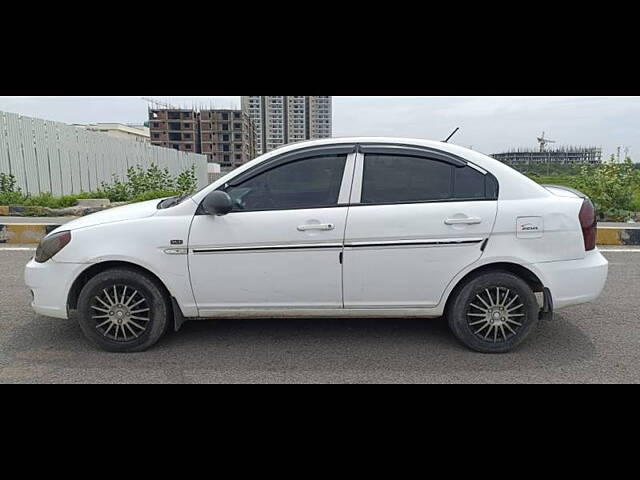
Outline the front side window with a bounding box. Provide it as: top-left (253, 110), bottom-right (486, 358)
top-left (223, 154), bottom-right (347, 212)
top-left (361, 154), bottom-right (494, 204)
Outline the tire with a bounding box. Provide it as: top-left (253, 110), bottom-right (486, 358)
top-left (446, 271), bottom-right (539, 353)
top-left (76, 268), bottom-right (170, 352)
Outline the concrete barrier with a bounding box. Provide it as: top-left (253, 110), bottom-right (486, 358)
top-left (597, 226), bottom-right (640, 246)
top-left (0, 224), bottom-right (60, 244)
top-left (0, 204), bottom-right (114, 217)
top-left (1, 223), bottom-right (639, 246)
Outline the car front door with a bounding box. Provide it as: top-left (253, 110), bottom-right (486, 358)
top-left (343, 145), bottom-right (499, 309)
top-left (188, 146), bottom-right (355, 315)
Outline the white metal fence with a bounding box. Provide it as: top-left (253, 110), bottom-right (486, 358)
top-left (0, 110), bottom-right (208, 196)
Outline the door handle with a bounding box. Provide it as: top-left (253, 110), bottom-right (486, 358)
top-left (297, 223), bottom-right (335, 232)
top-left (444, 217), bottom-right (482, 225)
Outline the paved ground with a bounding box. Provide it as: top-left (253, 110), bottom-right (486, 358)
top-left (1, 246), bottom-right (638, 383)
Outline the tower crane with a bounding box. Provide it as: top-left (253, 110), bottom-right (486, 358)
top-left (537, 131), bottom-right (556, 152)
top-left (142, 97), bottom-right (176, 113)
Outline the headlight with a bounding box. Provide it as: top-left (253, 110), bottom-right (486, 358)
top-left (35, 230), bottom-right (72, 263)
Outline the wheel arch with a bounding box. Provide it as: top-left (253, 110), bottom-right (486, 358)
top-left (67, 260), bottom-right (174, 314)
top-left (443, 261), bottom-right (545, 315)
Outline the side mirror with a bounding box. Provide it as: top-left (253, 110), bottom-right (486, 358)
top-left (202, 191), bottom-right (233, 216)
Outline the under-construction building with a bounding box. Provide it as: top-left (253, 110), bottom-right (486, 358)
top-left (491, 146), bottom-right (603, 166)
top-left (491, 133), bottom-right (602, 166)
top-left (148, 106), bottom-right (256, 170)
top-left (198, 110), bottom-right (255, 168)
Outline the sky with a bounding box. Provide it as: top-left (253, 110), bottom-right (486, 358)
top-left (0, 96), bottom-right (637, 159)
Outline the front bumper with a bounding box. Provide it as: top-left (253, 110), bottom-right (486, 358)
top-left (533, 249), bottom-right (609, 310)
top-left (24, 258), bottom-right (88, 319)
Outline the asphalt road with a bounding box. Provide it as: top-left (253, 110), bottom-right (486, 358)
top-left (1, 247), bottom-right (639, 383)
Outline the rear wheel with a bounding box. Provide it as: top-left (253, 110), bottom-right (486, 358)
top-left (76, 268), bottom-right (170, 352)
top-left (446, 271), bottom-right (539, 353)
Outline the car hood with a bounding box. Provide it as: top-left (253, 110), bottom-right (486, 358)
top-left (55, 199), bottom-right (161, 233)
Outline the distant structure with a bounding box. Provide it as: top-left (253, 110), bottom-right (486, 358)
top-left (241, 96), bottom-right (332, 155)
top-left (207, 162), bottom-right (222, 184)
top-left (536, 131), bottom-right (555, 152)
top-left (198, 109), bottom-right (255, 169)
top-left (491, 133), bottom-right (602, 165)
top-left (146, 102), bottom-right (256, 171)
top-left (74, 123), bottom-right (150, 143)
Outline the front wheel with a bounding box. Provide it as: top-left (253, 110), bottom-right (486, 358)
top-left (446, 271), bottom-right (540, 353)
top-left (76, 268), bottom-right (170, 352)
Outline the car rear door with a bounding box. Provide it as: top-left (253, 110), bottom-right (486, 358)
top-left (342, 145), bottom-right (499, 308)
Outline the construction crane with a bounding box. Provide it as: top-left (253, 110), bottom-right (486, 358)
top-left (537, 131), bottom-right (556, 152)
top-left (142, 97), bottom-right (176, 112)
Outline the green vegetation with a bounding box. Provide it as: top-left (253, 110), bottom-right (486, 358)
top-left (0, 172), bottom-right (23, 205)
top-left (4, 157), bottom-right (639, 222)
top-left (98, 164), bottom-right (197, 203)
top-left (516, 156), bottom-right (640, 221)
top-left (0, 164), bottom-right (198, 210)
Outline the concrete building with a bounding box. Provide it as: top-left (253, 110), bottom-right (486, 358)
top-left (308, 96), bottom-right (332, 139)
top-left (264, 96), bottom-right (286, 153)
top-left (287, 96), bottom-right (308, 143)
top-left (148, 109), bottom-right (198, 153)
top-left (199, 109), bottom-right (255, 169)
top-left (75, 123), bottom-right (150, 143)
top-left (242, 96), bottom-right (264, 156)
top-left (148, 108), bottom-right (256, 171)
top-left (241, 96), bottom-right (332, 155)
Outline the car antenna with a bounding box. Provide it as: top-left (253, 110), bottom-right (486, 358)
top-left (443, 127), bottom-right (460, 143)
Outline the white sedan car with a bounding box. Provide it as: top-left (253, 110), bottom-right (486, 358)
top-left (25, 137), bottom-right (608, 353)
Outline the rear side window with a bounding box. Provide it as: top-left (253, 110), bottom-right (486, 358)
top-left (361, 154), bottom-right (497, 204)
top-left (454, 165), bottom-right (486, 199)
top-left (362, 155), bottom-right (451, 204)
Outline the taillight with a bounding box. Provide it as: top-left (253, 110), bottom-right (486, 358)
top-left (579, 198), bottom-right (597, 251)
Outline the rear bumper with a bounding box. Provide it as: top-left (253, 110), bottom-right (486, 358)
top-left (533, 249), bottom-right (608, 309)
top-left (24, 259), bottom-right (87, 319)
